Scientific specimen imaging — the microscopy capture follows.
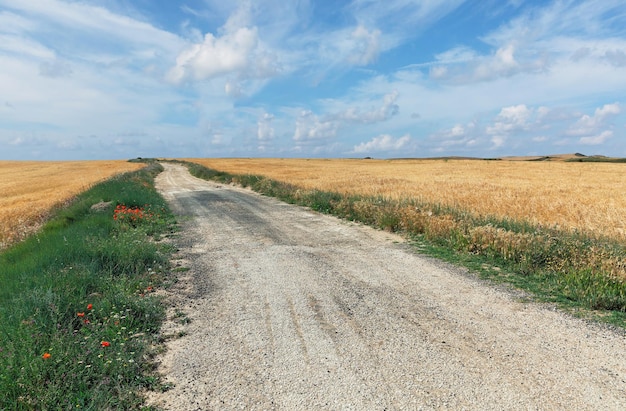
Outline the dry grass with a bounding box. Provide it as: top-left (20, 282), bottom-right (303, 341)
top-left (187, 158), bottom-right (626, 241)
top-left (0, 160), bottom-right (143, 249)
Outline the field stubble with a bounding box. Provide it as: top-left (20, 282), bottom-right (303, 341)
top-left (0, 160), bottom-right (143, 249)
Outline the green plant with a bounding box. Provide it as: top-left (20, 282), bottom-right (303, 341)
top-left (0, 163), bottom-right (176, 409)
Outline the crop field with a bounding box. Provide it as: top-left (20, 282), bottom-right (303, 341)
top-left (0, 160), bottom-right (143, 249)
top-left (187, 158), bottom-right (626, 242)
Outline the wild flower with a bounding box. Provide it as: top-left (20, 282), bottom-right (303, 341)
top-left (77, 312), bottom-right (85, 317)
top-left (100, 341), bottom-right (110, 348)
top-left (113, 204), bottom-right (155, 226)
top-left (42, 353), bottom-right (51, 360)
top-left (87, 304), bottom-right (93, 310)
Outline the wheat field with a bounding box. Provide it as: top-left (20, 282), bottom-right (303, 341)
top-left (0, 160), bottom-right (143, 249)
top-left (188, 158), bottom-right (626, 241)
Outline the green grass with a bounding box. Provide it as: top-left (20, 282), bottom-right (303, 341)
top-left (0, 162), bottom-right (176, 410)
top-left (181, 160), bottom-right (626, 328)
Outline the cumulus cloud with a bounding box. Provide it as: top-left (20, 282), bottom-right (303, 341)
top-left (353, 133), bottom-right (411, 154)
top-left (475, 43), bottom-right (519, 78)
top-left (486, 104), bottom-right (532, 136)
top-left (566, 103), bottom-right (620, 145)
top-left (485, 104), bottom-right (545, 148)
top-left (580, 130), bottom-right (613, 145)
top-left (567, 103), bottom-right (621, 136)
top-left (167, 1), bottom-right (280, 86)
top-left (336, 90), bottom-right (399, 123)
top-left (257, 112), bottom-right (274, 141)
top-left (291, 90), bottom-right (400, 145)
top-left (293, 110), bottom-right (338, 142)
top-left (430, 42), bottom-right (548, 84)
top-left (167, 27), bottom-right (258, 83)
top-left (426, 1), bottom-right (626, 86)
top-left (430, 122), bottom-right (479, 152)
top-left (347, 25), bottom-right (381, 66)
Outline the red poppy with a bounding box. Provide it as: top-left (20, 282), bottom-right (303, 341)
top-left (77, 312), bottom-right (85, 317)
top-left (42, 352), bottom-right (51, 360)
top-left (87, 304), bottom-right (93, 310)
top-left (101, 341), bottom-right (110, 348)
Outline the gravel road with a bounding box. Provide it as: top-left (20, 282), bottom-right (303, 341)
top-left (147, 163), bottom-right (626, 410)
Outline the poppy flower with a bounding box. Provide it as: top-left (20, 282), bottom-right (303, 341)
top-left (42, 352), bottom-right (51, 360)
top-left (101, 341), bottom-right (110, 348)
top-left (87, 304), bottom-right (93, 310)
top-left (77, 312), bottom-right (85, 317)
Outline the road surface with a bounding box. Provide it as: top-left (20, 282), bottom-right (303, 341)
top-left (147, 163), bottom-right (626, 410)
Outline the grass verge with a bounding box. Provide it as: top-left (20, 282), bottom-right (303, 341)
top-left (0, 162), bottom-right (176, 410)
top-left (181, 160), bottom-right (626, 328)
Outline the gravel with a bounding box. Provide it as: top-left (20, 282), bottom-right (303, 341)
top-left (147, 163), bottom-right (626, 410)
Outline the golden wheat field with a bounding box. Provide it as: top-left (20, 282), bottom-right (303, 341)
top-left (188, 158), bottom-right (626, 241)
top-left (0, 160), bottom-right (143, 249)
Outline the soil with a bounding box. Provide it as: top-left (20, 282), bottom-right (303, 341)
top-left (147, 163), bottom-right (626, 410)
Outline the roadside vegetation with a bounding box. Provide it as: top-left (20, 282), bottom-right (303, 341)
top-left (181, 160), bottom-right (626, 327)
top-left (0, 162), bottom-right (176, 410)
top-left (0, 160), bottom-right (143, 250)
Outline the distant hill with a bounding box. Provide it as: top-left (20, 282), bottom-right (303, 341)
top-left (500, 153), bottom-right (626, 163)
top-left (386, 153), bottom-right (626, 162)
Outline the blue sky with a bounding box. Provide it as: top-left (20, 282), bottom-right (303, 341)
top-left (1, 0), bottom-right (626, 160)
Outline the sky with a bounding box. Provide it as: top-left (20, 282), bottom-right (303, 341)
top-left (1, 0), bottom-right (626, 160)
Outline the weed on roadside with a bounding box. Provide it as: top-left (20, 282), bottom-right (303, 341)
top-left (0, 163), bottom-right (176, 409)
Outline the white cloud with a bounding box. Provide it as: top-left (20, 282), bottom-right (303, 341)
top-left (486, 104), bottom-right (532, 136)
top-left (350, 0), bottom-right (467, 46)
top-left (167, 27), bottom-right (259, 83)
top-left (167, 2), bottom-right (282, 88)
top-left (580, 130), bottom-right (613, 145)
top-left (347, 25), bottom-right (381, 65)
top-left (353, 134), bottom-right (411, 153)
top-left (426, 2), bottom-right (625, 86)
top-left (0, 0), bottom-right (183, 53)
top-left (435, 46), bottom-right (478, 64)
top-left (224, 80), bottom-right (243, 97)
top-left (567, 103), bottom-right (621, 136)
top-left (0, 10), bottom-right (35, 34)
top-left (293, 110), bottom-right (338, 142)
top-left (38, 59), bottom-right (73, 78)
top-left (0, 34), bottom-right (55, 59)
top-left (429, 66), bottom-right (448, 79)
top-left (430, 122), bottom-right (480, 152)
top-left (430, 42), bottom-right (548, 84)
top-left (257, 112), bottom-right (275, 141)
top-left (288, 90), bottom-right (401, 148)
top-left (604, 49), bottom-right (626, 67)
top-left (2, 0), bottom-right (626, 160)
top-left (336, 90), bottom-right (399, 123)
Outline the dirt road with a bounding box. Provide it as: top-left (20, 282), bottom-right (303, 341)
top-left (148, 163), bottom-right (626, 410)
